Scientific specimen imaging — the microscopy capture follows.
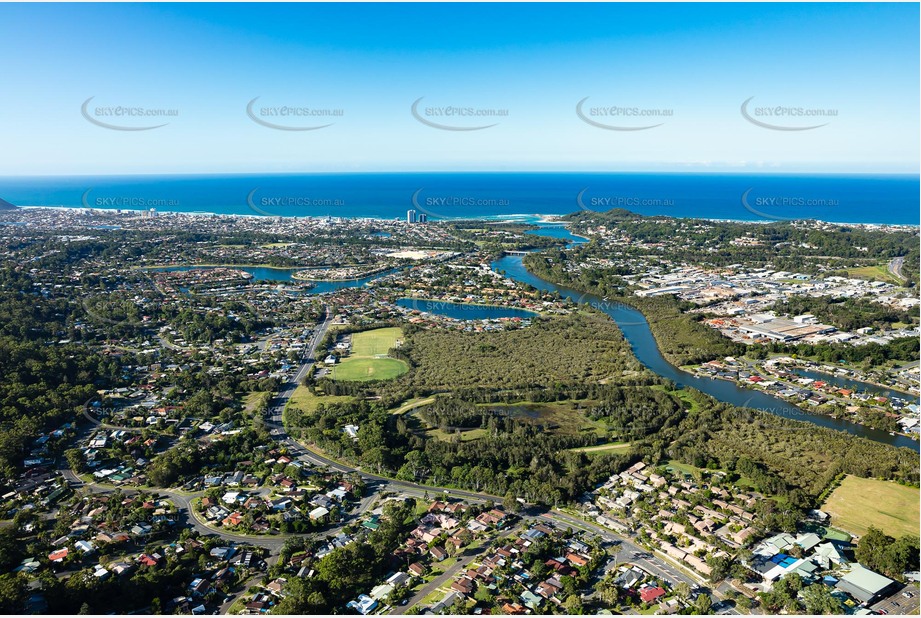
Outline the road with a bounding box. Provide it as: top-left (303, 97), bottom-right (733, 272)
top-left (888, 256), bottom-right (907, 283)
top-left (538, 511), bottom-right (707, 589)
top-left (391, 529), bottom-right (516, 615)
top-left (57, 303), bottom-right (729, 612)
top-left (264, 305), bottom-right (333, 434)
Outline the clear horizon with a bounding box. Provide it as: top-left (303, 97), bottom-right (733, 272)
top-left (2, 170), bottom-right (920, 178)
top-left (0, 2), bottom-right (918, 175)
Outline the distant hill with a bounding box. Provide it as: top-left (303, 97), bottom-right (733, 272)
top-left (0, 197), bottom-right (18, 210)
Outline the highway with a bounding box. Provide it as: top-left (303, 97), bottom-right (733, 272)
top-left (888, 256), bottom-right (907, 283)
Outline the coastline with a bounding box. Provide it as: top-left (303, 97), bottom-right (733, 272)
top-left (8, 205), bottom-right (918, 229)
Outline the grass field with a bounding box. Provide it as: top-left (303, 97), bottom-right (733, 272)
top-left (332, 357), bottom-right (408, 381)
top-left (390, 396), bottom-right (437, 415)
top-left (822, 475), bottom-right (920, 538)
top-left (570, 442), bottom-right (632, 455)
top-left (331, 327), bottom-right (408, 382)
top-left (351, 327), bottom-right (403, 356)
top-left (666, 460), bottom-right (699, 477)
top-left (845, 264), bottom-right (904, 286)
top-left (665, 459), bottom-right (757, 488)
top-left (286, 385), bottom-right (354, 413)
top-left (427, 427), bottom-right (488, 442)
top-left (242, 391), bottom-right (270, 413)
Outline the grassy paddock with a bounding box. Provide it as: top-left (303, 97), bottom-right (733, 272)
top-left (822, 475), bottom-right (920, 538)
top-left (286, 385), bottom-right (354, 413)
top-left (351, 327), bottom-right (403, 356)
top-left (390, 397), bottom-right (437, 415)
top-left (569, 442), bottom-right (632, 455)
top-left (845, 264), bottom-right (904, 286)
top-left (332, 357), bottom-right (408, 381)
top-left (331, 327), bottom-right (408, 382)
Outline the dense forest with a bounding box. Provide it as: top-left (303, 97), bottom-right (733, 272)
top-left (0, 268), bottom-right (124, 481)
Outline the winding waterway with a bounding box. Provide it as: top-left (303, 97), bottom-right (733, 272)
top-left (491, 229), bottom-right (919, 451)
top-left (146, 265), bottom-right (400, 293)
top-left (396, 298), bottom-right (537, 320)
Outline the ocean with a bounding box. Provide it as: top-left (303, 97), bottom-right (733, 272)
top-left (0, 172), bottom-right (917, 225)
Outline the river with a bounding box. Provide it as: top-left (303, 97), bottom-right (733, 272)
top-left (145, 265), bottom-right (400, 293)
top-left (491, 229), bottom-right (919, 451)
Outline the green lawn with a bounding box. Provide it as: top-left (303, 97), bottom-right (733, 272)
top-left (570, 442), bottom-right (632, 455)
top-left (411, 399), bottom-right (607, 443)
top-left (351, 327), bottom-right (404, 357)
top-left (845, 264), bottom-right (904, 286)
top-left (664, 459), bottom-right (756, 488)
top-left (285, 385), bottom-right (354, 413)
top-left (822, 475), bottom-right (920, 538)
top-left (389, 396), bottom-right (437, 415)
top-left (331, 327), bottom-right (408, 382)
top-left (665, 460), bottom-right (699, 477)
top-left (331, 357), bottom-right (408, 381)
top-left (427, 427), bottom-right (488, 442)
top-left (243, 391), bottom-right (270, 413)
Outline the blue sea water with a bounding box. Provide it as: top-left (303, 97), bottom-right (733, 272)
top-left (0, 172), bottom-right (917, 225)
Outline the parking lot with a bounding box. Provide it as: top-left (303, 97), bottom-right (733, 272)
top-left (872, 585), bottom-right (920, 616)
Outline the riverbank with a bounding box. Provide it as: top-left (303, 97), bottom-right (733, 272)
top-left (685, 358), bottom-right (919, 440)
top-left (521, 252), bottom-right (739, 367)
top-left (492, 252), bottom-right (920, 451)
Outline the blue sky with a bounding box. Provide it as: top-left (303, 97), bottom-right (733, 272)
top-left (0, 2), bottom-right (917, 174)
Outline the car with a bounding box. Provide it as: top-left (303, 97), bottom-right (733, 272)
top-left (400, 600), bottom-right (409, 606)
top-left (903, 592), bottom-right (914, 598)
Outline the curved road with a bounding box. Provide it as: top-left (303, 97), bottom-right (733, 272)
top-left (60, 304), bottom-right (726, 609)
top-left (888, 256), bottom-right (907, 283)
